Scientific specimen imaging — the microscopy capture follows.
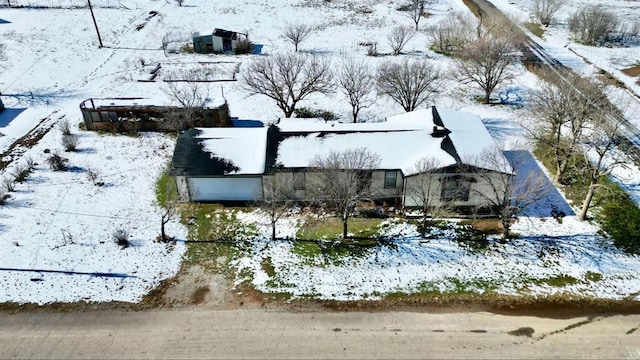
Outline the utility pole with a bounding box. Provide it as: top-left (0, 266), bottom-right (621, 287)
top-left (87, 0), bottom-right (103, 48)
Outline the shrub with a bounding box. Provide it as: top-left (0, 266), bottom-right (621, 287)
top-left (86, 167), bottom-right (103, 186)
top-left (599, 196), bottom-right (640, 254)
top-left (113, 229), bottom-right (130, 248)
top-left (294, 107), bottom-right (338, 121)
top-left (12, 164), bottom-right (30, 182)
top-left (57, 118), bottom-right (72, 135)
top-left (24, 156), bottom-right (36, 171)
top-left (47, 152), bottom-right (68, 171)
top-left (568, 6), bottom-right (620, 45)
top-left (0, 187), bottom-right (9, 205)
top-left (1, 176), bottom-right (14, 192)
top-left (62, 134), bottom-right (78, 152)
top-left (234, 38), bottom-right (254, 54)
top-left (367, 42), bottom-right (378, 57)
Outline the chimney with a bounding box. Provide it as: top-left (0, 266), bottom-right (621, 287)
top-left (431, 125), bottom-right (450, 138)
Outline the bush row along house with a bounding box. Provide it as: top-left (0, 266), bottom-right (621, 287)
top-left (170, 107), bottom-right (513, 211)
top-left (80, 98), bottom-right (232, 132)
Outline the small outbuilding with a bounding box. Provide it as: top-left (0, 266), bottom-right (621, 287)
top-left (192, 28), bottom-right (248, 54)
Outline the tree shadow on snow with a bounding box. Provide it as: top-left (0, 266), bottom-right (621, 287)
top-left (0, 108), bottom-right (27, 128)
top-left (482, 118), bottom-right (524, 142)
top-left (3, 87), bottom-right (82, 106)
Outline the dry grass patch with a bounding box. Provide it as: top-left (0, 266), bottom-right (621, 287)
top-left (622, 64), bottom-right (640, 77)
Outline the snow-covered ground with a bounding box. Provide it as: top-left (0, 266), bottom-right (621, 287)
top-left (0, 0), bottom-right (639, 304)
top-left (234, 211), bottom-right (640, 301)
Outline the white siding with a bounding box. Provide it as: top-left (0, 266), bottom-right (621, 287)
top-left (211, 37), bottom-right (224, 52)
top-left (188, 177), bottom-right (263, 201)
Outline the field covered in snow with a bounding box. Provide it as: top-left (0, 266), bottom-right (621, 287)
top-left (234, 213), bottom-right (640, 300)
top-left (0, 0), bottom-right (639, 304)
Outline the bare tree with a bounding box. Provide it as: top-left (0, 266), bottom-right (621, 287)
top-left (337, 59), bottom-right (375, 123)
top-left (260, 174), bottom-right (296, 241)
top-left (428, 12), bottom-right (477, 54)
top-left (533, 0), bottom-right (564, 26)
top-left (405, 156), bottom-right (447, 237)
top-left (387, 26), bottom-right (415, 55)
top-left (466, 147), bottom-right (549, 239)
top-left (377, 59), bottom-right (442, 112)
top-left (454, 34), bottom-right (519, 104)
top-left (568, 5), bottom-right (620, 45)
top-left (281, 22), bottom-right (313, 52)
top-left (243, 53), bottom-right (334, 118)
top-left (309, 148), bottom-right (381, 239)
top-left (578, 118), bottom-right (626, 221)
top-left (402, 0), bottom-right (432, 30)
top-left (159, 178), bottom-right (182, 242)
top-left (162, 68), bottom-right (210, 132)
top-left (525, 72), bottom-right (608, 184)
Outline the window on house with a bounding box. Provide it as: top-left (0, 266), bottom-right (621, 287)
top-left (293, 171), bottom-right (305, 190)
top-left (440, 175), bottom-right (475, 202)
top-left (384, 171), bottom-right (397, 189)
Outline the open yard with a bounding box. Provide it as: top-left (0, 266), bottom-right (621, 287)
top-left (0, 0), bottom-right (639, 307)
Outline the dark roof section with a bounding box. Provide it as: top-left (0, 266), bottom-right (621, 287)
top-left (433, 106), bottom-right (461, 165)
top-left (432, 106), bottom-right (444, 127)
top-left (213, 28), bottom-right (236, 39)
top-left (440, 136), bottom-right (461, 164)
top-left (264, 125), bottom-right (281, 171)
top-left (171, 128), bottom-right (239, 176)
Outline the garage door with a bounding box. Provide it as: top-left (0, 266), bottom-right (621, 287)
top-left (188, 177), bottom-right (263, 201)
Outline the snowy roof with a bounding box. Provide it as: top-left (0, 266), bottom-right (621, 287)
top-left (197, 127), bottom-right (268, 175)
top-left (171, 127), bottom-right (268, 176)
top-left (172, 107), bottom-right (510, 177)
top-left (276, 108), bottom-right (436, 133)
top-left (276, 107), bottom-right (510, 175)
top-left (276, 130), bottom-right (454, 175)
top-left (437, 108), bottom-right (513, 173)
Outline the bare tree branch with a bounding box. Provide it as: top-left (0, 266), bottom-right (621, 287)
top-left (401, 0), bottom-right (432, 30)
top-left (404, 156), bottom-right (449, 236)
top-left (453, 34), bottom-right (519, 104)
top-left (377, 59), bottom-right (442, 112)
top-left (524, 71), bottom-right (609, 184)
top-left (568, 5), bottom-right (621, 45)
top-left (243, 53), bottom-right (335, 118)
top-left (309, 148), bottom-right (381, 239)
top-left (260, 174), bottom-right (296, 241)
top-left (337, 58), bottom-right (375, 123)
top-left (427, 11), bottom-right (477, 54)
top-left (532, 0), bottom-right (564, 26)
top-left (465, 147), bottom-right (548, 239)
top-left (162, 68), bottom-right (210, 132)
top-left (281, 22), bottom-right (314, 52)
top-left (387, 25), bottom-right (415, 55)
top-left (578, 116), bottom-right (627, 220)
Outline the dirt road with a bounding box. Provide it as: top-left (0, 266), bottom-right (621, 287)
top-left (1, 308), bottom-right (639, 359)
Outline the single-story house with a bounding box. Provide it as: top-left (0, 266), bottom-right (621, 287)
top-left (192, 28), bottom-right (248, 54)
top-left (170, 107), bottom-right (513, 211)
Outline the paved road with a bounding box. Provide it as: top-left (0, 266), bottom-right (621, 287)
top-left (1, 308), bottom-right (639, 359)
